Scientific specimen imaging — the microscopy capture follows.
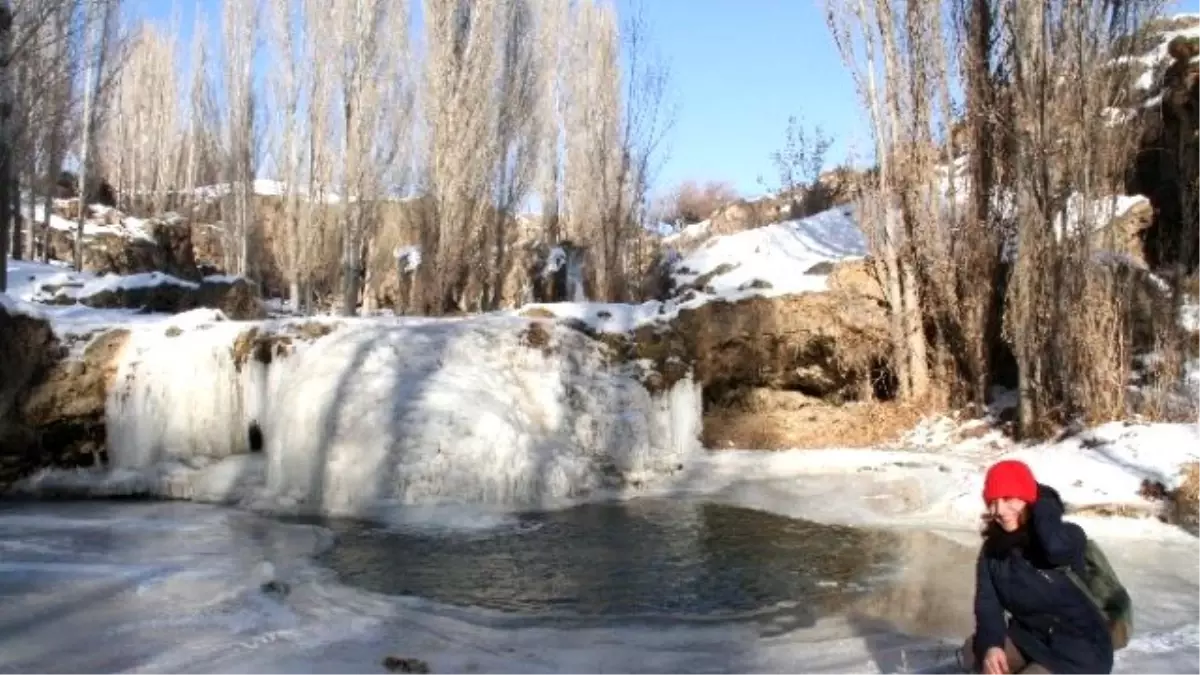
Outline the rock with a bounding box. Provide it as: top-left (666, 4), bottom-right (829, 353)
top-left (75, 276), bottom-right (266, 320)
top-left (737, 279), bottom-right (773, 291)
top-left (46, 216), bottom-right (200, 280)
top-left (21, 329), bottom-right (129, 429)
top-left (707, 198), bottom-right (785, 238)
top-left (1093, 197), bottom-right (1154, 268)
top-left (195, 278), bottom-right (267, 320)
top-left (382, 656), bottom-right (430, 674)
top-left (260, 580), bottom-right (291, 598)
top-left (593, 290), bottom-right (891, 402)
top-left (0, 307), bottom-right (62, 485)
top-left (0, 306), bottom-right (128, 486)
top-left (827, 258), bottom-right (884, 302)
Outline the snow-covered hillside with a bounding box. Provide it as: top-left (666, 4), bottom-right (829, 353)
top-left (669, 204), bottom-right (866, 297)
top-left (1128, 13), bottom-right (1200, 103)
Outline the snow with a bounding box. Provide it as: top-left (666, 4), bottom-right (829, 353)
top-left (4, 257), bottom-right (212, 334)
top-left (21, 194), bottom-right (156, 242)
top-left (669, 204), bottom-right (866, 298)
top-left (1055, 193), bottom-right (1149, 241)
top-left (393, 245), bottom-right (421, 272)
top-left (192, 179), bottom-right (344, 204)
top-left (38, 270), bottom-right (199, 302)
top-left (507, 204), bottom-right (867, 333)
top-left (1130, 17), bottom-right (1200, 91)
top-left (661, 218), bottom-right (712, 246)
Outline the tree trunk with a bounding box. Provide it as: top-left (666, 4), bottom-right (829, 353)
top-left (901, 256), bottom-right (930, 399)
top-left (0, 0), bottom-right (9, 286)
top-left (41, 134), bottom-right (63, 262)
top-left (75, 8), bottom-right (97, 272)
top-left (878, 208), bottom-right (911, 398)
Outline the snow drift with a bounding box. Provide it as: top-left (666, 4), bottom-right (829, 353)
top-left (40, 314), bottom-right (702, 515)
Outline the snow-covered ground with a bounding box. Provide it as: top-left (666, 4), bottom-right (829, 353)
top-left (669, 204), bottom-right (866, 297)
top-left (3, 257), bottom-right (224, 335)
top-left (515, 204), bottom-right (867, 333)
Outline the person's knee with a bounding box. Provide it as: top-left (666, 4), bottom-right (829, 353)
top-left (958, 635), bottom-right (977, 672)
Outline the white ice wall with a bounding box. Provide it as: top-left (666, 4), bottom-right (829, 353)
top-left (95, 314), bottom-right (701, 515)
top-left (263, 317), bottom-right (702, 515)
top-left (107, 322), bottom-right (262, 467)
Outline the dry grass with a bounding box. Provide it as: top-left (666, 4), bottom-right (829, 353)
top-left (703, 399), bottom-right (930, 450)
top-left (1180, 461), bottom-right (1200, 509)
top-left (1066, 502), bottom-right (1158, 519)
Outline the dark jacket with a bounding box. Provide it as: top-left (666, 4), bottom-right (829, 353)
top-left (973, 484), bottom-right (1114, 674)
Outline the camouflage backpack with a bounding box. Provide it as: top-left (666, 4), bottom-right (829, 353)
top-left (1060, 538), bottom-right (1134, 650)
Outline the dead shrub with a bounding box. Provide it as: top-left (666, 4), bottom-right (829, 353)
top-left (703, 400), bottom-right (929, 450)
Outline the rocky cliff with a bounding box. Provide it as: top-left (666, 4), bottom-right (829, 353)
top-left (0, 305), bottom-right (127, 486)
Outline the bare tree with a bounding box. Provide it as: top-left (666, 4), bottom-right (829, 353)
top-left (218, 0), bottom-right (260, 278)
top-left (561, 0), bottom-right (672, 303)
top-left (71, 0), bottom-right (96, 271)
top-left (826, 0), bottom-right (933, 401)
top-left (421, 0), bottom-right (506, 313)
top-left (765, 115), bottom-right (834, 217)
top-left (297, 0), bottom-right (335, 313)
top-left (661, 179), bottom-right (738, 225)
top-left (100, 20), bottom-right (180, 214)
top-left (38, 0), bottom-right (77, 262)
top-left (73, 0), bottom-right (122, 272)
top-left (485, 0), bottom-right (543, 310)
top-left (326, 0), bottom-right (413, 316)
top-left (4, 0), bottom-right (86, 262)
top-left (266, 0), bottom-right (304, 307)
top-left (180, 5), bottom-right (222, 208)
top-left (1, 0), bottom-right (13, 291)
top-left (1002, 0), bottom-right (1160, 435)
top-left (533, 0), bottom-right (567, 246)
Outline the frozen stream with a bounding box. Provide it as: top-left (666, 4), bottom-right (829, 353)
top-left (0, 497), bottom-right (1196, 673)
top-left (307, 498), bottom-right (906, 619)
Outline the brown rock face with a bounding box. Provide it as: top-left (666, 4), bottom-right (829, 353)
top-left (47, 218), bottom-right (200, 280)
top-left (707, 198), bottom-right (784, 238)
top-left (588, 289), bottom-right (891, 404)
top-left (0, 307), bottom-right (61, 478)
top-left (1094, 198), bottom-right (1154, 268)
top-left (1131, 29), bottom-right (1199, 271)
top-left (0, 306), bottom-right (130, 486)
top-left (826, 258), bottom-right (884, 302)
top-left (60, 277), bottom-right (266, 320)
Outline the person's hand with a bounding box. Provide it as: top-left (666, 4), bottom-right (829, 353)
top-left (982, 646), bottom-right (1009, 674)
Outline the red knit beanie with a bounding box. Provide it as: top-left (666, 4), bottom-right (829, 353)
top-left (982, 459), bottom-right (1038, 504)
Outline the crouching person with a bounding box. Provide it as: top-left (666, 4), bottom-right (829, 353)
top-left (958, 460), bottom-right (1116, 674)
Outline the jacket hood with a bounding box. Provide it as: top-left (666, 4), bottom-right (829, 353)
top-left (1035, 482), bottom-right (1066, 510)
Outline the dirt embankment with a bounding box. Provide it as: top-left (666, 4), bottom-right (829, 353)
top-left (0, 306), bottom-right (129, 486)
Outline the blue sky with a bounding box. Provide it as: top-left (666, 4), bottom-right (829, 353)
top-left (130, 0), bottom-right (1198, 200)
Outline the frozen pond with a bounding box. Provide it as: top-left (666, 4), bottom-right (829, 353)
top-left (0, 499), bottom-right (973, 673)
top-left (309, 499), bottom-right (904, 619)
top-left (0, 498), bottom-right (1195, 673)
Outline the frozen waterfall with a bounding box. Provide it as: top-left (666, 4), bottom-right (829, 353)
top-left (91, 315), bottom-right (702, 515)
